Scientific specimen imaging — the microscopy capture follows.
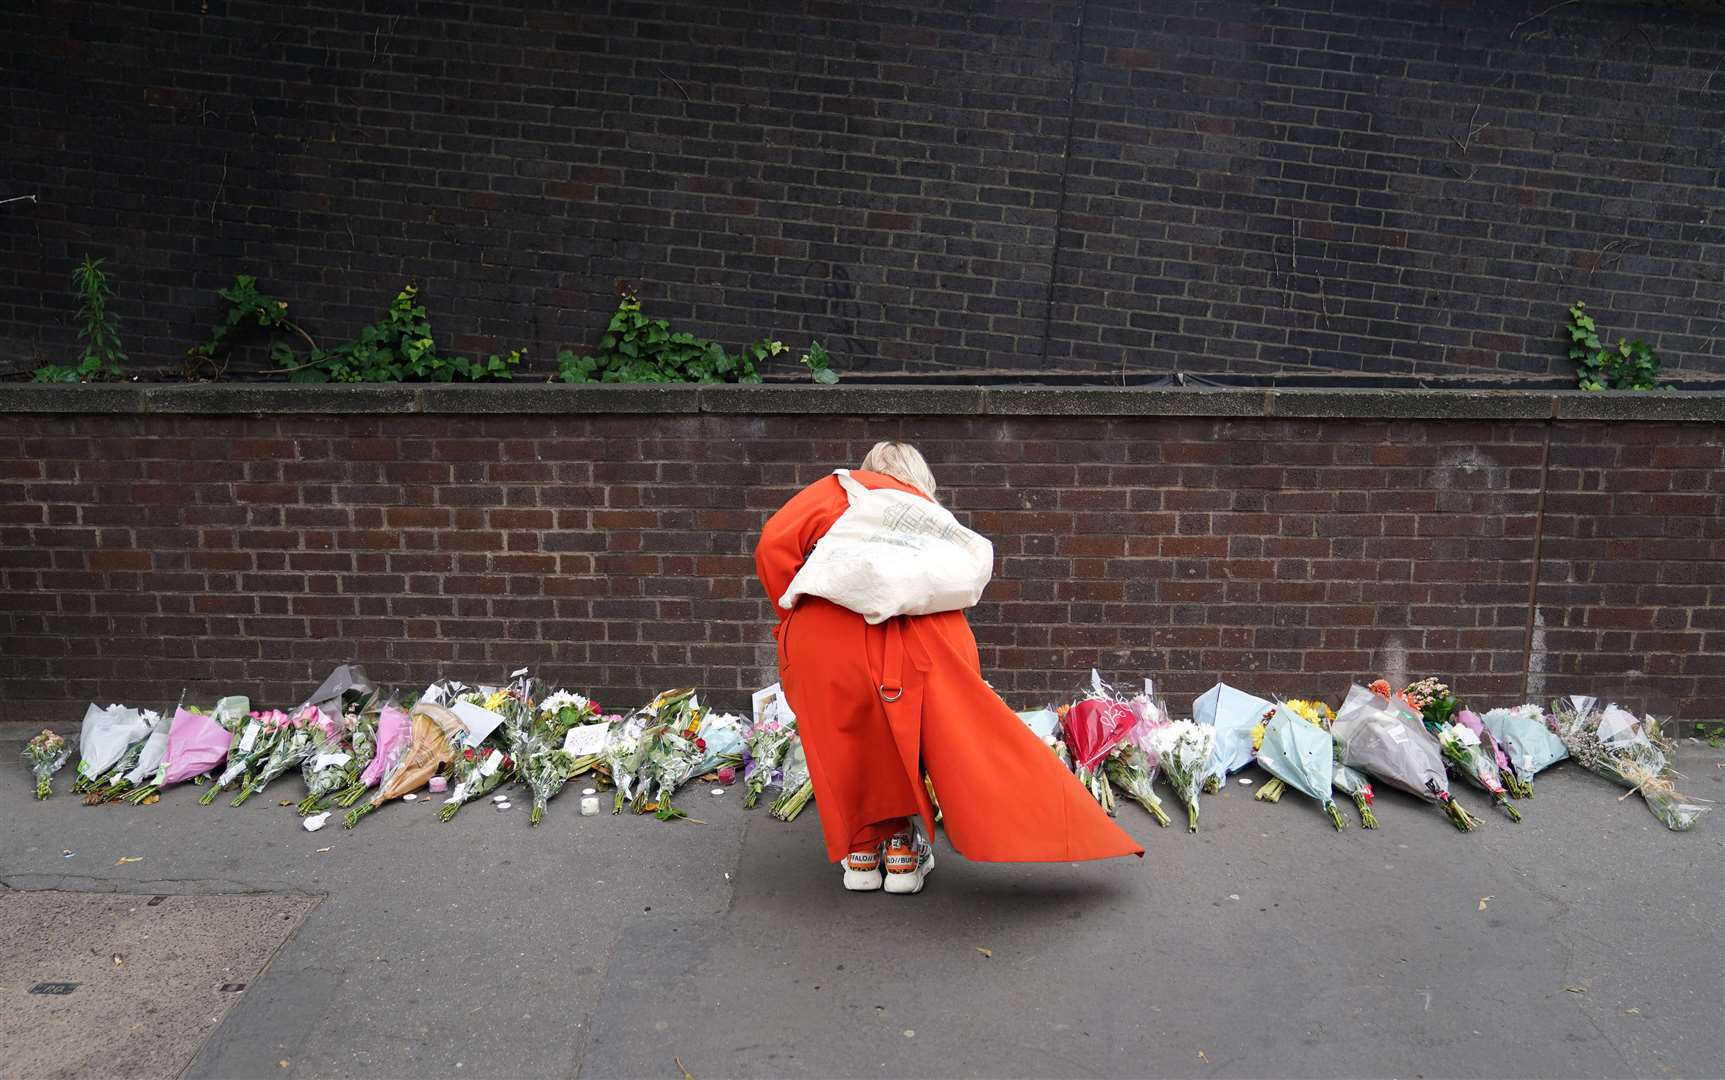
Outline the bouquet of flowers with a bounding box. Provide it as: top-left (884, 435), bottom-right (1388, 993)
top-left (1453, 708), bottom-right (1532, 799)
top-left (1331, 764), bottom-right (1378, 828)
top-left (344, 703), bottom-right (461, 828)
top-left (232, 707), bottom-right (332, 806)
top-left (72, 703), bottom-right (154, 793)
top-left (538, 689), bottom-right (602, 741)
top-left (124, 701), bottom-right (240, 804)
top-left (1253, 698), bottom-right (1334, 802)
top-left (1194, 681), bottom-right (1273, 793)
top-left (520, 742), bottom-right (575, 825)
top-left (1104, 697), bottom-right (1171, 827)
top-left (1254, 701), bottom-right (1346, 830)
top-left (23, 730), bottom-right (72, 799)
top-left (298, 724), bottom-right (359, 815)
top-left (1433, 722), bottom-right (1522, 822)
top-left (1333, 683), bottom-right (1479, 831)
top-left (109, 698), bottom-right (185, 802)
top-left (333, 699), bottom-right (408, 808)
top-left (1148, 719), bottom-right (1216, 832)
top-left (742, 715), bottom-right (796, 808)
top-left (769, 734), bottom-right (814, 822)
top-left (635, 694), bottom-right (740, 820)
top-left (83, 708), bottom-right (164, 804)
top-left (438, 739), bottom-right (516, 821)
top-left (1546, 698), bottom-right (1709, 832)
top-left (1480, 703), bottom-right (1568, 796)
top-left (603, 712), bottom-right (653, 813)
top-left (201, 708), bottom-right (287, 805)
top-left (1062, 672), bottom-right (1140, 814)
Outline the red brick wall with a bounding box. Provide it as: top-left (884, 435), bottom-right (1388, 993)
top-left (1, 404), bottom-right (1720, 722)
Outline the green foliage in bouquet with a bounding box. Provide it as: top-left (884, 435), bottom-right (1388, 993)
top-left (34, 256), bottom-right (128, 383)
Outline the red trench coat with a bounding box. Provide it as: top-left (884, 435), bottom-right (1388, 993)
top-left (754, 470), bottom-right (1145, 865)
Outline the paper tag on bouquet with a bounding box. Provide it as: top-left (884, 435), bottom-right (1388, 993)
top-left (312, 752), bottom-right (351, 770)
top-left (478, 749), bottom-right (504, 777)
top-left (238, 723), bottom-right (260, 753)
top-left (563, 724), bottom-right (608, 757)
top-left (452, 701), bottom-right (505, 748)
top-left (510, 667), bottom-right (529, 679)
top-left (1385, 723), bottom-right (1410, 745)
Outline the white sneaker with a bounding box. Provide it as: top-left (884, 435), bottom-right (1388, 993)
top-left (842, 845), bottom-right (883, 891)
top-left (882, 829), bottom-right (934, 895)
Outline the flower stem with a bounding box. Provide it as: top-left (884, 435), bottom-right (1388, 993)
top-left (1185, 798), bottom-right (1200, 833)
top-left (1133, 795), bottom-right (1171, 827)
top-left (1353, 793), bottom-right (1378, 829)
top-left (35, 778), bottom-right (52, 800)
top-left (437, 801), bottom-right (461, 822)
top-left (198, 784), bottom-right (222, 806)
top-left (1440, 798), bottom-right (1478, 832)
top-left (1255, 778), bottom-right (1286, 802)
top-left (1202, 774), bottom-right (1221, 795)
top-left (230, 786), bottom-right (255, 807)
top-left (1325, 801), bottom-right (1347, 831)
top-left (342, 801), bottom-right (377, 829)
top-left (1496, 795), bottom-right (1523, 823)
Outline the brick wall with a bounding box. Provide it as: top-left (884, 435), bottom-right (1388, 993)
top-left (4, 0), bottom-right (1723, 380)
top-left (2, 388), bottom-right (1720, 723)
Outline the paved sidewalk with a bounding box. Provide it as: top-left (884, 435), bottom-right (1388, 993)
top-left (2, 730), bottom-right (1721, 1079)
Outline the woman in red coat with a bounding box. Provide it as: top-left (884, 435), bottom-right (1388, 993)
top-left (754, 441), bottom-right (1143, 894)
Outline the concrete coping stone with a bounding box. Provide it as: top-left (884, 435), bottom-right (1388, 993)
top-left (0, 382), bottom-right (1720, 421)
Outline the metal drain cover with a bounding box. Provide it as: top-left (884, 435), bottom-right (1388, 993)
top-left (29, 982), bottom-right (79, 995)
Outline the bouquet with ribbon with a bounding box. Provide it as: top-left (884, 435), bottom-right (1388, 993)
top-left (344, 703), bottom-right (461, 828)
top-left (1253, 698), bottom-right (1334, 802)
top-left (124, 699), bottom-right (244, 804)
top-left (24, 730), bottom-right (72, 799)
top-left (1546, 698), bottom-right (1709, 832)
top-left (1480, 704), bottom-right (1568, 796)
top-left (1333, 683), bottom-right (1479, 831)
top-left (1148, 719), bottom-right (1216, 832)
top-left (1254, 701), bottom-right (1346, 830)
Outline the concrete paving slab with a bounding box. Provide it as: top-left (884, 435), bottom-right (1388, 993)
top-left (0, 890), bottom-right (317, 1080)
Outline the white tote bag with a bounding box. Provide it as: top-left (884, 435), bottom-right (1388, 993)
top-left (779, 470), bottom-right (994, 624)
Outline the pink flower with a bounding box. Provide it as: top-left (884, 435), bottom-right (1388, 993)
top-left (717, 766), bottom-right (737, 785)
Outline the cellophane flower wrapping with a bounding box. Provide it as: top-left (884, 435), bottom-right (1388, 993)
top-left (24, 730), bottom-right (71, 799)
top-left (1330, 763), bottom-right (1378, 828)
top-left (1147, 719), bottom-right (1216, 832)
top-left (1194, 681), bottom-right (1273, 791)
top-left (345, 704), bottom-right (460, 827)
top-left (1062, 674), bottom-right (1138, 813)
top-left (603, 712), bottom-right (652, 812)
top-left (121, 713), bottom-right (173, 790)
top-left (1332, 684), bottom-right (1478, 831)
top-left (1480, 704), bottom-right (1568, 791)
top-left (74, 703), bottom-right (154, 786)
top-left (233, 707), bottom-right (331, 805)
top-left (744, 684), bottom-right (799, 808)
top-left (85, 709), bottom-right (163, 801)
top-left (1435, 721), bottom-right (1522, 821)
top-left (154, 705), bottom-right (232, 787)
top-left (769, 735), bottom-right (814, 821)
top-left (205, 709), bottom-right (284, 802)
top-left (1454, 708), bottom-right (1530, 797)
top-left (1256, 703), bottom-right (1345, 830)
top-left (299, 724), bottom-right (357, 814)
top-left (441, 739), bottom-right (515, 821)
top-left (361, 701), bottom-right (412, 788)
top-left (1546, 698), bottom-right (1709, 832)
top-left (521, 743), bottom-right (576, 825)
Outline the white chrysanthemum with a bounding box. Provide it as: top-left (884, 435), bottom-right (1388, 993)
top-left (541, 689), bottom-right (591, 715)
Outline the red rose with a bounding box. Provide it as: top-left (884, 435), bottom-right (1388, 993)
top-left (464, 748), bottom-right (476, 761)
top-left (696, 738), bottom-right (707, 751)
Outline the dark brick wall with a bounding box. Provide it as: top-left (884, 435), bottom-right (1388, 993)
top-left (2, 408), bottom-right (1719, 722)
top-left (3, 1), bottom-right (1723, 380)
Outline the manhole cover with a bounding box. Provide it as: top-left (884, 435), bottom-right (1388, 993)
top-left (0, 890), bottom-right (316, 1080)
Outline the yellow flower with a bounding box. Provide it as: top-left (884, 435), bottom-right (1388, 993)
top-left (1250, 721), bottom-right (1267, 752)
top-left (483, 691), bottom-right (510, 713)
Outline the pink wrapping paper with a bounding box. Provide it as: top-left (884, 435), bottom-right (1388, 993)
top-left (361, 703), bottom-right (411, 787)
top-left (159, 706), bottom-right (233, 786)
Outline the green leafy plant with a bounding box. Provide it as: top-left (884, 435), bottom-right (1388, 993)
top-left (185, 277), bottom-right (520, 383)
top-left (33, 256), bottom-right (127, 383)
top-left (184, 275), bottom-right (318, 381)
top-left (1697, 723), bottom-right (1723, 750)
top-left (1567, 301), bottom-right (1663, 391)
top-left (283, 285), bottom-right (522, 384)
top-left (556, 291), bottom-right (836, 385)
top-left (801, 340), bottom-right (840, 384)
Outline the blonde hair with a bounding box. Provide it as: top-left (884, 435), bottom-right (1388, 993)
top-left (859, 441), bottom-right (937, 500)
